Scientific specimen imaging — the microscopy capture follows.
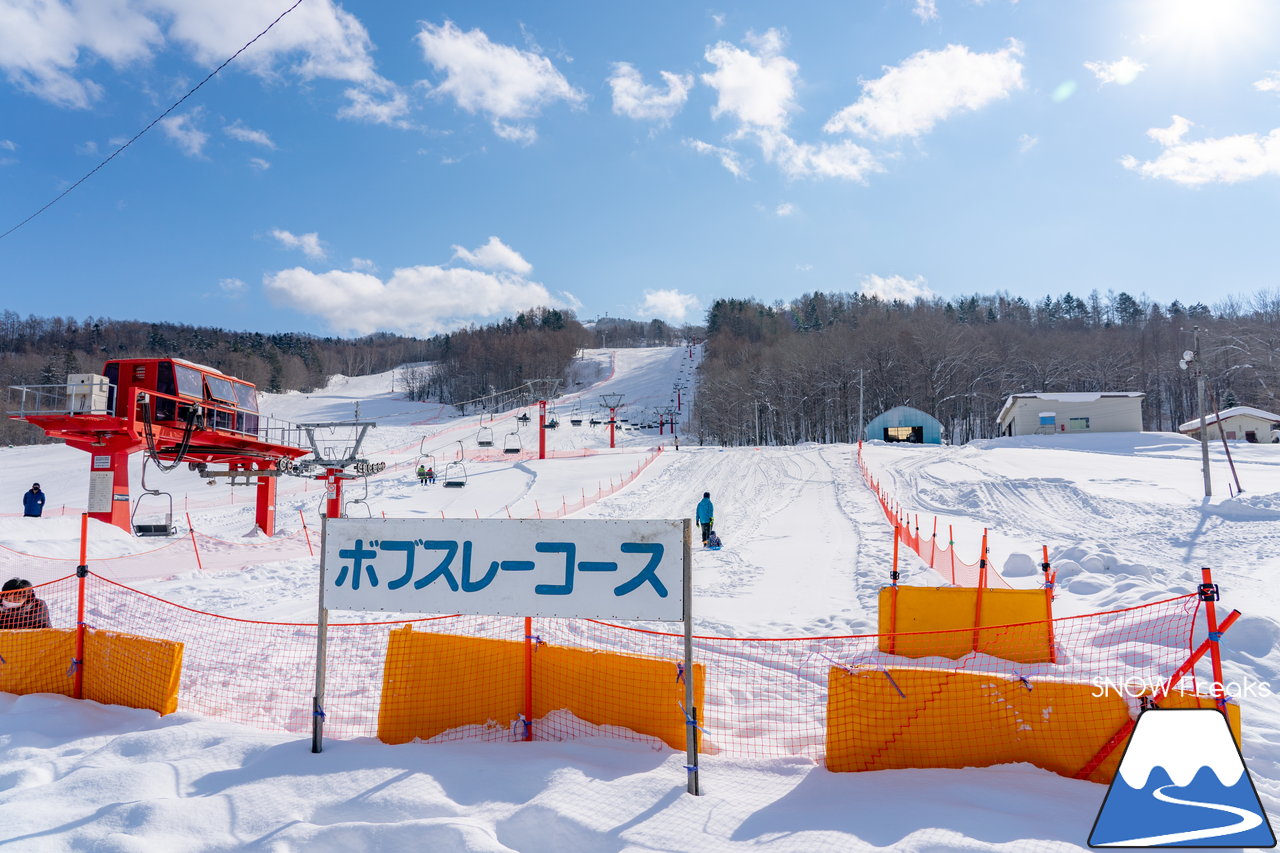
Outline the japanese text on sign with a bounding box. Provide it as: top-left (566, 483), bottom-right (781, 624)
top-left (323, 518), bottom-right (686, 621)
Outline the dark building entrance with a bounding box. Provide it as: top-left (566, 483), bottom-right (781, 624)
top-left (884, 426), bottom-right (924, 443)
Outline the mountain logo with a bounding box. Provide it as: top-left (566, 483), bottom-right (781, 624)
top-left (1089, 708), bottom-right (1276, 848)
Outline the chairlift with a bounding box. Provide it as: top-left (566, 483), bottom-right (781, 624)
top-left (570, 410), bottom-right (583, 427)
top-left (343, 476), bottom-right (374, 518)
top-left (131, 457), bottom-right (176, 537)
top-left (517, 412), bottom-right (531, 424)
top-left (414, 452), bottom-right (437, 484)
top-left (477, 425), bottom-right (495, 447)
top-left (503, 431), bottom-right (523, 454)
top-left (442, 460), bottom-right (468, 487)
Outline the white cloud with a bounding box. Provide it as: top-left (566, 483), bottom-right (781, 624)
top-left (248, 157), bottom-right (270, 171)
top-left (775, 202), bottom-right (795, 216)
top-left (913, 0), bottom-right (939, 23)
top-left (271, 228), bottom-right (326, 260)
top-left (224, 120), bottom-right (275, 148)
top-left (825, 40), bottom-right (1024, 139)
top-left (160, 110), bottom-right (208, 157)
top-left (416, 20), bottom-right (584, 143)
top-left (685, 138), bottom-right (749, 177)
top-left (350, 257), bottom-right (377, 272)
top-left (608, 63), bottom-right (692, 122)
top-left (1122, 117), bottom-right (1280, 185)
top-left (711, 13), bottom-right (726, 28)
top-left (639, 289), bottom-right (700, 323)
top-left (558, 290), bottom-right (584, 312)
top-left (338, 81), bottom-right (411, 127)
top-left (0, 139), bottom-right (15, 151)
top-left (1148, 115), bottom-right (1193, 147)
top-left (218, 277), bottom-right (246, 295)
top-left (76, 140), bottom-right (98, 155)
top-left (753, 129), bottom-right (883, 182)
top-left (702, 28), bottom-right (797, 131)
top-left (859, 274), bottom-right (935, 301)
top-left (796, 263), bottom-right (813, 272)
top-left (264, 265), bottom-right (561, 336)
top-left (451, 236), bottom-right (533, 275)
top-left (1018, 133), bottom-right (1038, 153)
top-left (1084, 56), bottom-right (1145, 86)
top-left (0, 0), bottom-right (399, 117)
top-left (1256, 72), bottom-right (1280, 93)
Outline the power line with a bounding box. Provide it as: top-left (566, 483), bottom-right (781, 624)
top-left (0, 0), bottom-right (305, 244)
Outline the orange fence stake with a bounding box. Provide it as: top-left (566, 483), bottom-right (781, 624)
top-left (73, 513), bottom-right (88, 700)
top-left (299, 509), bottom-right (313, 557)
top-left (1042, 544), bottom-right (1057, 664)
top-left (186, 512), bottom-right (203, 571)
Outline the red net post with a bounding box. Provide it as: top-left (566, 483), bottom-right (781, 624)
top-left (73, 513), bottom-right (88, 699)
top-left (1200, 567), bottom-right (1227, 712)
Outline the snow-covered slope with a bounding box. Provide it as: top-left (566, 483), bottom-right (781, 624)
top-left (1, 346), bottom-right (1277, 851)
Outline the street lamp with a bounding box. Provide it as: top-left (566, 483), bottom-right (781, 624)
top-left (1178, 327), bottom-right (1211, 498)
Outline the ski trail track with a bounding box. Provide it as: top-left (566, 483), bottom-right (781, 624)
top-left (581, 444), bottom-right (877, 637)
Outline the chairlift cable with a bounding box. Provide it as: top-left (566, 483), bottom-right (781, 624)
top-left (0, 0), bottom-right (305, 244)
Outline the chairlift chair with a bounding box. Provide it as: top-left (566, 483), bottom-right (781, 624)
top-left (131, 457), bottom-right (176, 537)
top-left (503, 431), bottom-right (523, 454)
top-left (343, 476), bottom-right (374, 518)
top-left (414, 452), bottom-right (438, 484)
top-left (570, 410), bottom-right (583, 427)
top-left (517, 412), bottom-right (531, 424)
top-left (477, 426), bottom-right (495, 447)
top-left (442, 460), bottom-right (468, 487)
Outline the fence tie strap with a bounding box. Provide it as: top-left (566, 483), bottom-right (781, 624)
top-left (0, 653), bottom-right (5, 665)
top-left (1016, 674), bottom-right (1033, 691)
top-left (879, 667), bottom-right (906, 699)
top-left (313, 705), bottom-right (326, 720)
top-left (1208, 631), bottom-right (1223, 642)
top-left (676, 662), bottom-right (684, 683)
top-left (66, 658), bottom-right (81, 676)
top-left (678, 702), bottom-right (706, 736)
top-left (525, 634), bottom-right (544, 648)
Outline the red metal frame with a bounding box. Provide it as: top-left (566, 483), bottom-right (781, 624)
top-left (13, 358), bottom-right (308, 536)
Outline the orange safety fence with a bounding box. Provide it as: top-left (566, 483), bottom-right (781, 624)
top-left (858, 443), bottom-right (1014, 589)
top-left (3, 572), bottom-right (1237, 783)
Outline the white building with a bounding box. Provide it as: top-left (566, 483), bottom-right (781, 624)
top-left (1178, 406), bottom-right (1280, 443)
top-left (996, 392), bottom-right (1145, 437)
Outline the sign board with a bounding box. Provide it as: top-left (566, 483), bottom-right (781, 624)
top-left (92, 455), bottom-right (111, 470)
top-left (322, 517), bottom-right (686, 621)
top-left (87, 471), bottom-right (114, 513)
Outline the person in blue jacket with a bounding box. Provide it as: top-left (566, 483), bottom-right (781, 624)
top-left (695, 491), bottom-right (714, 546)
top-left (22, 483), bottom-right (45, 518)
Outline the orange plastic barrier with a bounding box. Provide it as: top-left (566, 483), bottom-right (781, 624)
top-left (827, 665), bottom-right (1240, 783)
top-left (377, 627), bottom-right (702, 751)
top-left (878, 586), bottom-right (1054, 664)
top-left (0, 626), bottom-right (182, 715)
top-left (83, 629), bottom-right (184, 716)
top-left (0, 629), bottom-right (76, 696)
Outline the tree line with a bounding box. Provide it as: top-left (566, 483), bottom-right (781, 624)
top-left (692, 290), bottom-right (1280, 446)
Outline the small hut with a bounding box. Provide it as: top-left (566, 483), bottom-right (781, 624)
top-left (866, 405), bottom-right (944, 444)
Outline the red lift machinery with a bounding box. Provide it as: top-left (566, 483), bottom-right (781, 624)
top-left (8, 358), bottom-right (311, 536)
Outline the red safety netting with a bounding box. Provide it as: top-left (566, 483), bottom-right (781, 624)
top-left (11, 572), bottom-right (1220, 781)
top-left (858, 443), bottom-right (1014, 589)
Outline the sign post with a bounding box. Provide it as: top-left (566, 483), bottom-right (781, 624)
top-left (311, 517), bottom-right (698, 791)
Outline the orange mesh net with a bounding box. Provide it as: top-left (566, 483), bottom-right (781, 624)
top-left (4, 573), bottom-right (1230, 783)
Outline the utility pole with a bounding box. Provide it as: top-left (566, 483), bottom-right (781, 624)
top-left (858, 369), bottom-right (865, 443)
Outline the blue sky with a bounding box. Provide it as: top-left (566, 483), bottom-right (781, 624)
top-left (1, 0), bottom-right (1278, 337)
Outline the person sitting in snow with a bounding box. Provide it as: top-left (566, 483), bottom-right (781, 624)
top-left (707, 529), bottom-right (722, 549)
top-left (0, 578), bottom-right (51, 629)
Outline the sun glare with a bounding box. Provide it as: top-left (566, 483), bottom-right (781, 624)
top-left (1144, 0), bottom-right (1264, 58)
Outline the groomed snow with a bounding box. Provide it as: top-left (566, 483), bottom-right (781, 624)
top-left (2, 345), bottom-right (1277, 851)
